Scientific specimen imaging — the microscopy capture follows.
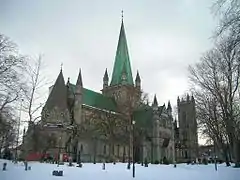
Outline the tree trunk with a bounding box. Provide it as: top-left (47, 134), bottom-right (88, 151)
top-left (233, 140), bottom-right (240, 167)
top-left (0, 136), bottom-right (4, 156)
top-left (226, 143), bottom-right (232, 162)
top-left (223, 147), bottom-right (231, 166)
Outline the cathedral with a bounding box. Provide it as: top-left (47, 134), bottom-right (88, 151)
top-left (23, 16), bottom-right (198, 163)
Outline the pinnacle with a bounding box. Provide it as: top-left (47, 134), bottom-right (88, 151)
top-left (153, 94), bottom-right (158, 106)
top-left (135, 70), bottom-right (141, 82)
top-left (167, 100), bottom-right (172, 110)
top-left (76, 68), bottom-right (83, 86)
top-left (104, 68), bottom-right (109, 80)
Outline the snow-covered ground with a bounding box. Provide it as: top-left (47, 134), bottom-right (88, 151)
top-left (0, 159), bottom-right (239, 180)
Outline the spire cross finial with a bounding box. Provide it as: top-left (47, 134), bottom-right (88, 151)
top-left (121, 10), bottom-right (124, 20)
top-left (60, 63), bottom-right (63, 71)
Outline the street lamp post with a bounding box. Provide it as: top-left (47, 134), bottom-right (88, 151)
top-left (127, 123), bottom-right (131, 170)
top-left (132, 120), bottom-right (136, 178)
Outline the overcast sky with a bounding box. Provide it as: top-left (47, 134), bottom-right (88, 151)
top-left (0, 0), bottom-right (217, 113)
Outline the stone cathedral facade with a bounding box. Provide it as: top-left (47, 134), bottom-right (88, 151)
top-left (23, 17), bottom-right (198, 163)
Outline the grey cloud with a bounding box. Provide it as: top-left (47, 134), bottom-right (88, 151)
top-left (0, 0), bottom-right (216, 109)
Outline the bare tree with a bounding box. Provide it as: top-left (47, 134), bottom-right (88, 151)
top-left (91, 110), bottom-right (126, 161)
top-left (115, 88), bottom-right (149, 166)
top-left (0, 34), bottom-right (28, 159)
top-left (0, 108), bottom-right (17, 157)
top-left (22, 55), bottom-right (49, 123)
top-left (193, 89), bottom-right (231, 166)
top-left (0, 34), bottom-right (26, 113)
top-left (19, 55), bottom-right (50, 161)
top-left (212, 0), bottom-right (240, 41)
top-left (189, 34), bottom-right (240, 166)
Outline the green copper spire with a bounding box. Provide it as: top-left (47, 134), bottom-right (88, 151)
top-left (110, 14), bottom-right (134, 86)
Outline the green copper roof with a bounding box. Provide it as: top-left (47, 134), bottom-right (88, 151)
top-left (69, 84), bottom-right (117, 111)
top-left (133, 106), bottom-right (153, 129)
top-left (110, 20), bottom-right (134, 86)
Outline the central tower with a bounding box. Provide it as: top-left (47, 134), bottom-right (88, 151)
top-left (102, 13), bottom-right (141, 112)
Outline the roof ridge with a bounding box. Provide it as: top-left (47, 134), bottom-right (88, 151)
top-left (83, 87), bottom-right (102, 96)
top-left (70, 83), bottom-right (113, 98)
top-left (69, 83), bottom-right (117, 111)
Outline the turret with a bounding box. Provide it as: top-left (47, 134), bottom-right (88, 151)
top-left (67, 77), bottom-right (70, 87)
top-left (152, 94), bottom-right (158, 111)
top-left (167, 100), bottom-right (172, 116)
top-left (74, 68), bottom-right (83, 124)
top-left (177, 96), bottom-right (180, 105)
top-left (103, 68), bottom-right (109, 89)
top-left (67, 77), bottom-right (74, 99)
top-left (187, 93), bottom-right (190, 102)
top-left (76, 68), bottom-right (83, 90)
top-left (135, 70), bottom-right (141, 89)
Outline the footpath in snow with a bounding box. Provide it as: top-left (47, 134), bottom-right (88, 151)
top-left (0, 160), bottom-right (239, 180)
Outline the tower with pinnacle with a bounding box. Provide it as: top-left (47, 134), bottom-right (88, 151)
top-left (177, 94), bottom-right (198, 161)
top-left (102, 13), bottom-right (141, 111)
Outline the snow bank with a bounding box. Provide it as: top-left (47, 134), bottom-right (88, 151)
top-left (0, 160), bottom-right (239, 180)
